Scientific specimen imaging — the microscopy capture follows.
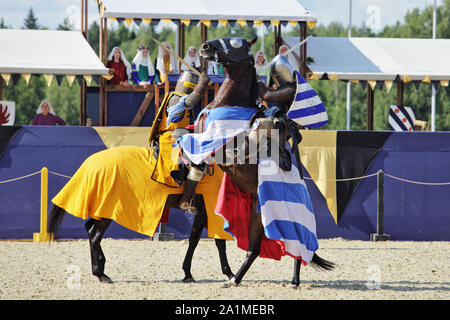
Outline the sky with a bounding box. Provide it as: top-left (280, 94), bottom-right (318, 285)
top-left (0, 0), bottom-right (442, 32)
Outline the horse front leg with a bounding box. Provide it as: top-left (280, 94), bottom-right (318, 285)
top-left (291, 259), bottom-right (301, 288)
top-left (222, 196), bottom-right (263, 287)
top-left (85, 218), bottom-right (112, 283)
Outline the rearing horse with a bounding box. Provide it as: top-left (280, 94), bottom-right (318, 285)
top-left (187, 37), bottom-right (335, 287)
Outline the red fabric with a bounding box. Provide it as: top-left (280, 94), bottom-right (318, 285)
top-left (159, 207), bottom-right (170, 224)
top-left (215, 173), bottom-right (284, 260)
top-left (107, 60), bottom-right (128, 84)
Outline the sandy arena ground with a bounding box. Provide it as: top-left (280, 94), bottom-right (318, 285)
top-left (0, 238), bottom-right (448, 300)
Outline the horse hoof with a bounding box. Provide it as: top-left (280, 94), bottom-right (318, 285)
top-left (97, 274), bottom-right (114, 284)
top-left (182, 276), bottom-right (196, 283)
top-left (221, 277), bottom-right (238, 288)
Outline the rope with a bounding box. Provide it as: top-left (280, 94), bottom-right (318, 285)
top-left (48, 170), bottom-right (72, 179)
top-left (0, 171), bottom-right (41, 184)
top-left (384, 173), bottom-right (450, 186)
top-left (303, 172), bottom-right (379, 182)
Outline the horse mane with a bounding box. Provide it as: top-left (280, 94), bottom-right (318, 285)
top-left (209, 62), bottom-right (258, 109)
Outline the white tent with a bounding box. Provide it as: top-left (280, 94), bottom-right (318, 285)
top-left (0, 29), bottom-right (108, 75)
top-left (99, 0), bottom-right (316, 23)
top-left (283, 36), bottom-right (450, 81)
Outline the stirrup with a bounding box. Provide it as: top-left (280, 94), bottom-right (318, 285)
top-left (179, 200), bottom-right (199, 215)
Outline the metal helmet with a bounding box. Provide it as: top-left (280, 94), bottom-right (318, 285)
top-left (175, 71), bottom-right (200, 94)
top-left (270, 54), bottom-right (296, 87)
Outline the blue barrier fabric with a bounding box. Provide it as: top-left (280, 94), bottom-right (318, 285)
top-left (0, 127), bottom-right (449, 240)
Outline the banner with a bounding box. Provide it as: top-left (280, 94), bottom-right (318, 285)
top-left (0, 101), bottom-right (15, 126)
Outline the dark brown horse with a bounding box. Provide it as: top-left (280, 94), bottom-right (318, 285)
top-left (195, 37), bottom-right (334, 287)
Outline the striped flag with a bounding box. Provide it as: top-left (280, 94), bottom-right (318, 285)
top-left (389, 105), bottom-right (416, 132)
top-left (287, 71), bottom-right (328, 128)
top-left (257, 158), bottom-right (318, 264)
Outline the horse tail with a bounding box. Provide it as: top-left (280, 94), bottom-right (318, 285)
top-left (48, 205), bottom-right (66, 236)
top-left (309, 253), bottom-right (335, 271)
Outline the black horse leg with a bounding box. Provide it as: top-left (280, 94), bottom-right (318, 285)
top-left (85, 218), bottom-right (112, 283)
top-left (181, 195), bottom-right (207, 282)
top-left (224, 197), bottom-right (263, 287)
top-left (215, 239), bottom-right (234, 280)
top-left (291, 259), bottom-right (301, 288)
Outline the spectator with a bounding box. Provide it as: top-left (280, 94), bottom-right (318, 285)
top-left (181, 46), bottom-right (201, 72)
top-left (131, 45), bottom-right (155, 88)
top-left (31, 100), bottom-right (66, 126)
top-left (207, 60), bottom-right (225, 75)
top-left (106, 47), bottom-right (132, 86)
top-left (254, 50), bottom-right (270, 85)
top-left (155, 42), bottom-right (178, 84)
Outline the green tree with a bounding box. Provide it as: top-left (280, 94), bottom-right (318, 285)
top-left (22, 7), bottom-right (40, 30)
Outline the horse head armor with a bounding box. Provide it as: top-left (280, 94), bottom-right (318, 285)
top-left (199, 37), bottom-right (257, 67)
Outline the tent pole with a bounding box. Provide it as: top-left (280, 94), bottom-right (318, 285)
top-left (431, 0), bottom-right (437, 131)
top-left (396, 82), bottom-right (404, 106)
top-left (299, 22), bottom-right (307, 77)
top-left (0, 78), bottom-right (3, 100)
top-left (367, 85), bottom-right (374, 130)
top-left (99, 16), bottom-right (104, 126)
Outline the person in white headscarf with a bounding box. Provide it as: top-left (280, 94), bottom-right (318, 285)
top-left (132, 45), bottom-right (156, 87)
top-left (254, 50), bottom-right (270, 85)
top-left (106, 47), bottom-right (132, 86)
top-left (155, 41), bottom-right (178, 84)
top-left (31, 100), bottom-right (66, 125)
top-left (278, 44), bottom-right (299, 72)
top-left (181, 46), bottom-right (201, 72)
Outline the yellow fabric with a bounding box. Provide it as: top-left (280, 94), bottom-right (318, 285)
top-left (298, 130), bottom-right (338, 223)
top-left (94, 127), bottom-right (151, 149)
top-left (52, 145), bottom-right (231, 239)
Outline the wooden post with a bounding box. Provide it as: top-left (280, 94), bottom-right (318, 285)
top-left (0, 78), bottom-right (3, 100)
top-left (396, 81), bottom-right (404, 106)
top-left (370, 170), bottom-right (391, 241)
top-left (367, 85), bottom-right (374, 130)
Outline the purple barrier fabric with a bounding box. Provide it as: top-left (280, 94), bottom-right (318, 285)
top-left (0, 127), bottom-right (449, 241)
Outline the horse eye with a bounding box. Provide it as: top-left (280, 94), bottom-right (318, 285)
top-left (230, 38), bottom-right (243, 48)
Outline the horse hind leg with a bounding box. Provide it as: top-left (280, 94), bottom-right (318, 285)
top-left (215, 239), bottom-right (234, 280)
top-left (223, 196), bottom-right (263, 287)
top-left (85, 218), bottom-right (112, 283)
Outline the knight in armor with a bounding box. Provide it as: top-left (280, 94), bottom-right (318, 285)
top-left (257, 54), bottom-right (297, 113)
top-left (148, 61), bottom-right (210, 214)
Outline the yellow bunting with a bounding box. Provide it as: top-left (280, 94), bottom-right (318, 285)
top-left (66, 75), bottom-right (75, 87)
top-left (253, 20), bottom-right (263, 27)
top-left (384, 80), bottom-right (393, 92)
top-left (330, 73), bottom-right (339, 81)
top-left (84, 75), bottom-right (92, 86)
top-left (289, 21), bottom-right (298, 27)
top-left (161, 19), bottom-right (172, 25)
top-left (403, 74), bottom-right (412, 82)
top-left (218, 20), bottom-right (228, 27)
top-left (350, 79), bottom-right (359, 83)
top-left (142, 18), bottom-right (152, 24)
top-left (22, 73), bottom-right (31, 85)
top-left (368, 80), bottom-right (376, 90)
top-left (102, 74), bottom-right (114, 80)
top-left (43, 74), bottom-right (53, 87)
top-left (1, 73), bottom-right (11, 85)
top-left (422, 75), bottom-right (431, 83)
top-left (440, 80), bottom-right (449, 87)
top-left (307, 21), bottom-right (317, 30)
top-left (237, 20), bottom-right (247, 27)
top-left (124, 18), bottom-right (133, 27)
top-left (308, 73), bottom-right (319, 80)
top-left (271, 20), bottom-right (280, 27)
top-left (181, 19), bottom-right (190, 26)
top-left (200, 20), bottom-right (211, 27)
top-left (108, 17), bottom-right (116, 21)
